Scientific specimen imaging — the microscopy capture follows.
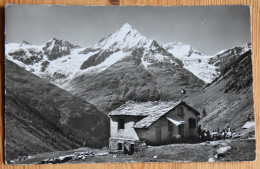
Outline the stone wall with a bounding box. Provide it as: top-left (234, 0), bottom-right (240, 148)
top-left (109, 137), bottom-right (142, 154)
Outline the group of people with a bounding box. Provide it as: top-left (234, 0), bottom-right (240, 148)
top-left (198, 125), bottom-right (238, 141)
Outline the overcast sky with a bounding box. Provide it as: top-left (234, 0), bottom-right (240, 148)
top-left (5, 5), bottom-right (251, 55)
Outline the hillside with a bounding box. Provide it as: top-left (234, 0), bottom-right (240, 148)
top-left (65, 24), bottom-right (204, 112)
top-left (209, 43), bottom-right (251, 73)
top-left (5, 59), bottom-right (110, 162)
top-left (185, 50), bottom-right (254, 132)
top-left (5, 23), bottom-right (205, 113)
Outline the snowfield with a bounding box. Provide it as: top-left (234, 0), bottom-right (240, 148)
top-left (5, 23), bottom-right (251, 87)
top-left (163, 42), bottom-right (220, 83)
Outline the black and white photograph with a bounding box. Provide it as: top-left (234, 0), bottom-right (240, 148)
top-left (4, 4), bottom-right (255, 164)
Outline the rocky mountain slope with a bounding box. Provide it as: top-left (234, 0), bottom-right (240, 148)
top-left (5, 23), bottom-right (252, 113)
top-left (185, 49), bottom-right (254, 132)
top-left (5, 38), bottom-right (82, 86)
top-left (5, 24), bottom-right (252, 86)
top-left (5, 59), bottom-right (109, 161)
top-left (5, 23), bottom-right (205, 113)
top-left (65, 24), bottom-right (205, 112)
top-left (208, 43), bottom-right (252, 73)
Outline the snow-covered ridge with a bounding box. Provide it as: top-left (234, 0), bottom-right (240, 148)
top-left (6, 23), bottom-right (180, 88)
top-left (163, 41), bottom-right (251, 83)
top-left (163, 42), bottom-right (203, 58)
top-left (94, 23), bottom-right (152, 50)
top-left (213, 43), bottom-right (251, 56)
top-left (5, 23), bottom-right (251, 87)
top-left (163, 42), bottom-right (219, 83)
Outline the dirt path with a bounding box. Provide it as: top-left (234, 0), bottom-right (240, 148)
top-left (11, 138), bottom-right (255, 164)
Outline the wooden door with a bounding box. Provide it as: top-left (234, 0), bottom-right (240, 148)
top-left (155, 126), bottom-right (161, 144)
top-left (129, 144), bottom-right (134, 155)
top-left (179, 124), bottom-right (184, 138)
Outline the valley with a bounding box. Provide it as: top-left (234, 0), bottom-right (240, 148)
top-left (4, 23), bottom-right (255, 163)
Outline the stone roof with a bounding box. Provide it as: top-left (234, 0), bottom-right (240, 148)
top-left (109, 100), bottom-right (199, 129)
top-left (109, 101), bottom-right (181, 116)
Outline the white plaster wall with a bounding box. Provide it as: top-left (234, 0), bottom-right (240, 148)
top-left (136, 105), bottom-right (200, 145)
top-left (166, 105), bottom-right (199, 137)
top-left (110, 104), bottom-right (200, 145)
top-left (110, 116), bottom-right (142, 140)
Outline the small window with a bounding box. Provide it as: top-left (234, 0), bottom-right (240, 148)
top-left (178, 107), bottom-right (184, 118)
top-left (189, 118), bottom-right (196, 128)
top-left (118, 143), bottom-right (123, 150)
top-left (118, 118), bottom-right (125, 129)
top-left (168, 121), bottom-right (173, 132)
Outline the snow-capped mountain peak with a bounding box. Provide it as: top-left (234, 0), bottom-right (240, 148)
top-left (120, 23), bottom-right (133, 30)
top-left (5, 22), bottom-right (252, 88)
top-left (94, 23), bottom-right (150, 50)
top-left (43, 38), bottom-right (76, 49)
top-left (163, 42), bottom-right (203, 58)
top-left (19, 40), bottom-right (31, 47)
top-left (163, 42), bottom-right (219, 83)
top-left (42, 38), bottom-right (79, 60)
top-left (112, 23), bottom-right (141, 40)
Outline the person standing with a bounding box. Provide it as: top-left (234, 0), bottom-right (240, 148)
top-left (207, 130), bottom-right (211, 141)
top-left (227, 125), bottom-right (231, 132)
top-left (198, 125), bottom-right (202, 135)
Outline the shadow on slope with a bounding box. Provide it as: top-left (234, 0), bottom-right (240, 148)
top-left (185, 50), bottom-right (254, 132)
top-left (5, 59), bottom-right (109, 162)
